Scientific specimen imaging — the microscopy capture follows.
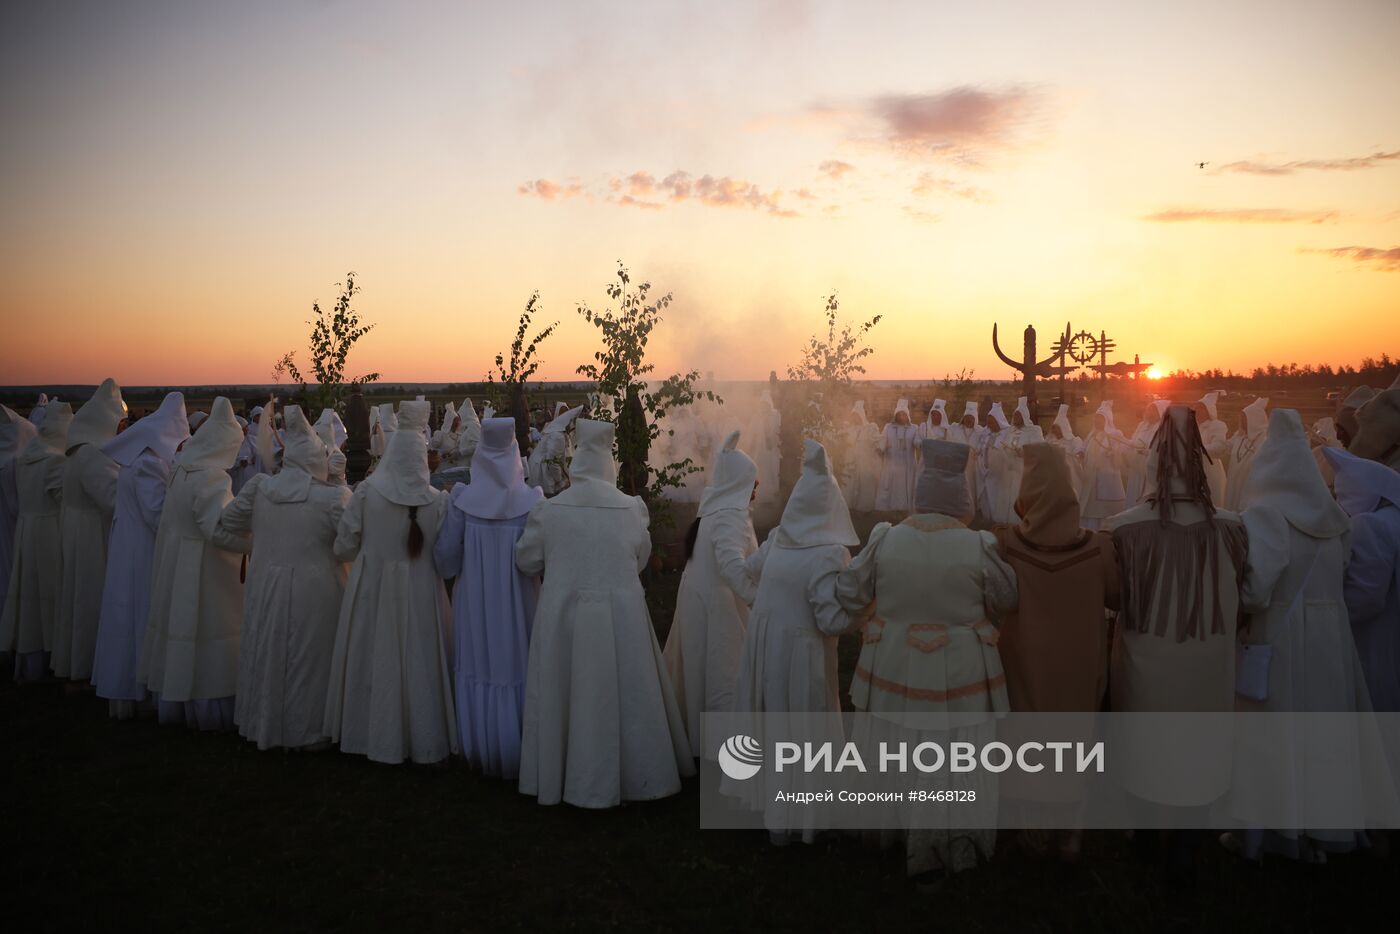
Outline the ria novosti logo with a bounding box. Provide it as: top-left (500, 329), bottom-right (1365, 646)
top-left (718, 735), bottom-right (764, 780)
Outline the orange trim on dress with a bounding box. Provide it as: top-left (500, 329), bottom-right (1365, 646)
top-left (854, 665), bottom-right (1006, 702)
top-left (906, 623), bottom-right (950, 653)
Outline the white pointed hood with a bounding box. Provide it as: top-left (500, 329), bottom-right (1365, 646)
top-left (987, 402), bottom-right (1009, 430)
top-left (892, 398), bottom-right (911, 424)
top-left (458, 398), bottom-right (481, 431)
top-left (67, 378), bottom-right (127, 449)
top-left (851, 400), bottom-right (867, 425)
top-left (1, 404), bottom-right (38, 467)
top-left (542, 404), bottom-right (584, 436)
top-left (925, 399), bottom-right (947, 429)
top-left (774, 439), bottom-right (859, 548)
top-left (699, 430), bottom-right (758, 517)
top-left (1094, 400), bottom-right (1124, 439)
top-left (365, 400), bottom-right (434, 506)
top-left (440, 401), bottom-right (457, 432)
top-left (1323, 446), bottom-right (1400, 516)
top-left (1313, 417), bottom-right (1340, 447)
top-left (103, 391), bottom-right (188, 466)
top-left (551, 419), bottom-right (636, 509)
top-left (1241, 409), bottom-right (1349, 538)
top-left (28, 393), bottom-right (49, 429)
top-left (378, 403), bottom-right (399, 434)
top-left (452, 417), bottom-right (542, 520)
top-left (1242, 397), bottom-right (1269, 437)
top-left (315, 408), bottom-right (348, 449)
top-left (188, 411), bottom-right (208, 432)
top-left (177, 397), bottom-right (243, 472)
top-left (315, 421), bottom-right (347, 484)
top-left (1053, 404), bottom-right (1076, 440)
top-left (1198, 391), bottom-right (1220, 422)
top-left (280, 405), bottom-right (329, 481)
top-left (24, 401), bottom-right (72, 463)
top-left (1013, 397), bottom-right (1031, 426)
top-left (961, 400), bottom-right (980, 426)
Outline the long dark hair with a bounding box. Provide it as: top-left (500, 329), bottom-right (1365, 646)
top-left (683, 517), bottom-right (702, 563)
top-left (406, 504), bottom-right (425, 558)
top-left (1149, 408), bottom-right (1216, 524)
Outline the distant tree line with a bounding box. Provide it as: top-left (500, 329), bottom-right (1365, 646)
top-left (1161, 353), bottom-right (1397, 389)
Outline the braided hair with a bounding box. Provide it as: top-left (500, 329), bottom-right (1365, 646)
top-left (406, 504), bottom-right (425, 558)
top-left (1148, 406), bottom-right (1216, 524)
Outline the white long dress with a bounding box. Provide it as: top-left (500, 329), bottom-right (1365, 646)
top-left (53, 443), bottom-right (120, 679)
top-left (0, 402), bottom-right (71, 679)
top-left (0, 406), bottom-right (37, 618)
top-left (138, 468), bottom-right (247, 720)
top-left (663, 436), bottom-right (760, 757)
top-left (1232, 410), bottom-right (1372, 859)
top-left (324, 483), bottom-right (458, 764)
top-left (516, 419), bottom-right (693, 808)
top-left (841, 421), bottom-right (881, 513)
top-left (91, 450), bottom-right (171, 712)
top-left (1199, 418), bottom-right (1230, 507)
top-left (876, 422), bottom-right (919, 512)
top-left (139, 399), bottom-right (249, 730)
top-left (432, 418), bottom-right (543, 779)
top-left (221, 470), bottom-right (351, 750)
top-left (1080, 431), bottom-right (1127, 529)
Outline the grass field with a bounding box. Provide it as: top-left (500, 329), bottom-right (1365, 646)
top-left (3, 560), bottom-right (1392, 932)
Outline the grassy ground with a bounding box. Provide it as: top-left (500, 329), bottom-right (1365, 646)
top-left (4, 557), bottom-right (1392, 932)
top-left (3, 672), bottom-right (1391, 933)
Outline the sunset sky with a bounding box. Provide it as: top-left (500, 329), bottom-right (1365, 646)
top-left (2, 0), bottom-right (1398, 386)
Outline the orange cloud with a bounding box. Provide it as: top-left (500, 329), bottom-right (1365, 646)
top-left (911, 172), bottom-right (991, 203)
top-left (524, 169), bottom-right (807, 217)
top-left (518, 178), bottom-right (583, 201)
top-left (1215, 151), bottom-right (1400, 175)
top-left (818, 159), bottom-right (855, 179)
top-left (1303, 245), bottom-right (1400, 271)
top-left (1141, 207), bottom-right (1339, 224)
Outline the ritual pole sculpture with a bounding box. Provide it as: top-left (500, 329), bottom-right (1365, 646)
top-left (992, 322), bottom-right (1074, 423)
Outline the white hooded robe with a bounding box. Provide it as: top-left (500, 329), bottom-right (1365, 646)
top-left (516, 419), bottom-right (693, 807)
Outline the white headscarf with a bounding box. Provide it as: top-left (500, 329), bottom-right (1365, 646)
top-left (1241, 409), bottom-right (1349, 538)
top-left (25, 401), bottom-right (72, 462)
top-left (851, 400), bottom-right (867, 425)
top-left (699, 430), bottom-right (758, 518)
top-left (316, 421), bottom-right (347, 485)
top-left (542, 404), bottom-right (584, 436)
top-left (1198, 392), bottom-right (1220, 422)
top-left (550, 419), bottom-right (635, 509)
top-left (1323, 446), bottom-right (1400, 516)
top-left (103, 391), bottom-right (188, 466)
top-left (892, 399), bottom-right (911, 424)
top-left (315, 408), bottom-right (348, 449)
top-left (1242, 397), bottom-right (1269, 437)
top-left (774, 439), bottom-right (859, 548)
top-left (925, 399), bottom-right (947, 430)
top-left (67, 378), bottom-right (127, 449)
top-left (365, 400), bottom-right (434, 507)
top-left (1013, 397), bottom-right (1031, 427)
top-left (987, 402), bottom-right (1009, 430)
top-left (1094, 400), bottom-right (1124, 439)
top-left (961, 400), bottom-right (980, 426)
top-left (452, 418), bottom-right (542, 520)
top-left (188, 411), bottom-right (209, 432)
top-left (177, 397), bottom-right (243, 471)
top-left (440, 401), bottom-right (457, 432)
top-left (378, 403), bottom-right (399, 434)
top-left (1313, 417), bottom-right (1340, 447)
top-left (1053, 404), bottom-right (1076, 440)
top-left (458, 398), bottom-right (481, 432)
top-left (28, 393), bottom-right (49, 429)
top-left (1, 404), bottom-right (38, 467)
top-left (280, 405), bottom-right (329, 482)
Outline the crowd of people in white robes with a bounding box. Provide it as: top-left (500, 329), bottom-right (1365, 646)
top-left (3, 372), bottom-right (1400, 888)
